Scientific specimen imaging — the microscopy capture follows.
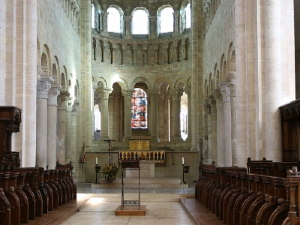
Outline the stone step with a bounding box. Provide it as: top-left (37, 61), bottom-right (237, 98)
top-left (91, 178), bottom-right (188, 189)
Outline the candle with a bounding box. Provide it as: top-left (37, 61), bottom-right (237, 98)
top-left (182, 157), bottom-right (184, 165)
top-left (96, 157), bottom-right (98, 165)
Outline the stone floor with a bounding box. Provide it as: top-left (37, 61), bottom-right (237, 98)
top-left (61, 199), bottom-right (197, 225)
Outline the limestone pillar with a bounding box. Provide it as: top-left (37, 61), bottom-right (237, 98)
top-left (65, 98), bottom-right (73, 162)
top-left (0, 0), bottom-right (5, 105)
top-left (185, 87), bottom-right (192, 142)
top-left (209, 95), bottom-right (217, 164)
top-left (47, 84), bottom-right (61, 169)
top-left (191, 0), bottom-right (200, 151)
top-left (264, 0), bottom-right (285, 161)
top-left (23, 0), bottom-right (38, 167)
top-left (235, 0), bottom-right (249, 167)
top-left (70, 101), bottom-right (79, 164)
top-left (57, 91), bottom-right (70, 164)
top-left (149, 16), bottom-right (157, 39)
top-left (205, 100), bottom-right (211, 164)
top-left (214, 89), bottom-right (224, 167)
top-left (173, 11), bottom-right (180, 35)
top-left (122, 90), bottom-right (134, 142)
top-left (149, 90), bottom-right (159, 142)
top-left (99, 88), bottom-right (111, 141)
top-left (170, 90), bottom-right (183, 142)
top-left (163, 94), bottom-right (170, 142)
top-left (36, 80), bottom-right (51, 168)
top-left (229, 72), bottom-right (237, 165)
top-left (202, 101), bottom-right (208, 162)
top-left (80, 0), bottom-right (93, 152)
top-left (124, 16), bottom-right (132, 39)
top-left (102, 11), bottom-right (108, 34)
top-left (220, 82), bottom-right (232, 166)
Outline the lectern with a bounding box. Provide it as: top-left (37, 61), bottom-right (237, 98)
top-left (0, 106), bottom-right (22, 168)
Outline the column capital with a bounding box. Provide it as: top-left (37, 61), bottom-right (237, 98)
top-left (204, 99), bottom-right (211, 114)
top-left (122, 90), bottom-right (134, 99)
top-left (185, 86), bottom-right (191, 96)
top-left (219, 82), bottom-right (230, 103)
top-left (66, 98), bottom-right (73, 112)
top-left (148, 89), bottom-right (159, 98)
top-left (37, 80), bottom-right (51, 99)
top-left (58, 91), bottom-right (70, 110)
top-left (170, 89), bottom-right (183, 100)
top-left (72, 100), bottom-right (80, 112)
top-left (48, 84), bottom-right (62, 106)
top-left (98, 88), bottom-right (111, 100)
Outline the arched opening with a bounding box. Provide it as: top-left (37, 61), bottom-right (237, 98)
top-left (132, 9), bottom-right (148, 35)
top-left (159, 7), bottom-right (174, 34)
top-left (131, 88), bottom-right (148, 129)
top-left (180, 92), bottom-right (188, 140)
top-left (185, 3), bottom-right (191, 29)
top-left (92, 4), bottom-right (95, 28)
top-left (107, 7), bottom-right (121, 33)
top-left (94, 104), bottom-right (101, 141)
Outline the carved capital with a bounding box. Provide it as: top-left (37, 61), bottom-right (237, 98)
top-left (148, 89), bottom-right (159, 98)
top-left (185, 86), bottom-right (191, 96)
top-left (99, 88), bottom-right (111, 100)
top-left (213, 88), bottom-right (222, 107)
top-left (209, 95), bottom-right (216, 109)
top-left (37, 80), bottom-right (51, 99)
top-left (204, 99), bottom-right (211, 114)
top-left (48, 84), bottom-right (62, 106)
top-left (219, 82), bottom-right (230, 103)
top-left (58, 91), bottom-right (70, 110)
top-left (170, 90), bottom-right (183, 100)
top-left (72, 100), bottom-right (80, 112)
top-left (122, 90), bottom-right (134, 100)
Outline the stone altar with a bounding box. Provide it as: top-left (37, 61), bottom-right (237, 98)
top-left (125, 161), bottom-right (155, 178)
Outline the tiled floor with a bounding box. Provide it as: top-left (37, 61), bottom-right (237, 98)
top-left (61, 198), bottom-right (197, 225)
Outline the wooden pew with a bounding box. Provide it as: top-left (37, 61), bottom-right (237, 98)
top-left (44, 170), bottom-right (59, 209)
top-left (0, 188), bottom-right (11, 225)
top-left (0, 173), bottom-right (20, 225)
top-left (195, 162), bottom-right (293, 225)
top-left (56, 161), bottom-right (77, 200)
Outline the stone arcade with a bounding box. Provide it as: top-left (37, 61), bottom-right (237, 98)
top-left (1, 0), bottom-right (300, 224)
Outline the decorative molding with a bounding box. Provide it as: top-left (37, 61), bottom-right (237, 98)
top-left (48, 84), bottom-right (62, 106)
top-left (219, 82), bottom-right (230, 103)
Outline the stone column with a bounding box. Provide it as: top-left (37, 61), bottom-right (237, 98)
top-left (36, 80), bottom-right (51, 168)
top-left (264, 0), bottom-right (283, 161)
top-left (99, 88), bottom-right (111, 141)
top-left (122, 90), bottom-right (134, 142)
top-left (205, 100), bottom-right (211, 164)
top-left (149, 16), bottom-right (157, 39)
top-left (209, 95), bottom-right (217, 164)
top-left (124, 16), bottom-right (132, 39)
top-left (191, 0), bottom-right (200, 151)
top-left (173, 11), bottom-right (180, 35)
top-left (229, 71), bottom-right (237, 165)
top-left (47, 84), bottom-right (61, 169)
top-left (102, 11), bottom-right (108, 34)
top-left (185, 87), bottom-right (192, 142)
top-left (220, 82), bottom-right (232, 166)
top-left (149, 90), bottom-right (159, 142)
top-left (214, 88), bottom-right (224, 167)
top-left (170, 90), bottom-right (183, 142)
top-left (23, 0), bottom-right (38, 167)
top-left (0, 0), bottom-right (5, 105)
top-left (163, 94), bottom-right (170, 142)
top-left (70, 100), bottom-right (79, 164)
top-left (65, 98), bottom-right (73, 162)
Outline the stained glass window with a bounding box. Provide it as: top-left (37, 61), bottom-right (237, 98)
top-left (131, 88), bottom-right (147, 129)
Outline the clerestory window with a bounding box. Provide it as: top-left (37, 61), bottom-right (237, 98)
top-left (185, 3), bottom-right (191, 29)
top-left (132, 9), bottom-right (149, 35)
top-left (107, 7), bottom-right (121, 33)
top-left (160, 7), bottom-right (174, 34)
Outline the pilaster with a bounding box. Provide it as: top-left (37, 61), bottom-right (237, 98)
top-left (148, 90), bottom-right (159, 142)
top-left (122, 90), bottom-right (134, 142)
top-left (99, 88), bottom-right (111, 141)
top-left (170, 90), bottom-right (183, 142)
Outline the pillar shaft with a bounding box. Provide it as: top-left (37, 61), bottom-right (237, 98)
top-left (185, 87), bottom-right (192, 141)
top-left (149, 16), bottom-right (157, 39)
top-left (65, 99), bottom-right (73, 162)
top-left (170, 90), bottom-right (183, 142)
top-left (99, 89), bottom-right (110, 141)
top-left (124, 16), bottom-right (132, 39)
top-left (47, 84), bottom-right (61, 169)
top-left (149, 90), bottom-right (159, 142)
top-left (36, 80), bottom-right (51, 168)
top-left (214, 89), bottom-right (224, 167)
top-left (220, 83), bottom-right (232, 166)
top-left (209, 95), bottom-right (217, 164)
top-left (122, 90), bottom-right (133, 141)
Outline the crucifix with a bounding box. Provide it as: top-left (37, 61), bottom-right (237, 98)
top-left (104, 139), bottom-right (116, 165)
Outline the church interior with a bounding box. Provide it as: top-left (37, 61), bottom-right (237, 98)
top-left (1, 0), bottom-right (300, 224)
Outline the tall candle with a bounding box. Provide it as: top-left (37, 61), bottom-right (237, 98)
top-left (182, 157), bottom-right (184, 165)
top-left (96, 157), bottom-right (98, 164)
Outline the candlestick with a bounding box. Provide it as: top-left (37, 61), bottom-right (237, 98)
top-left (96, 157), bottom-right (98, 164)
top-left (182, 157), bottom-right (184, 165)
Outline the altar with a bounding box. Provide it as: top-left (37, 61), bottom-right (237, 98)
top-left (125, 161), bottom-right (155, 178)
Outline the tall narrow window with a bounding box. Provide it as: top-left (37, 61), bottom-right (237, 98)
top-left (131, 88), bottom-right (147, 129)
top-left (132, 9), bottom-right (148, 35)
top-left (107, 7), bottom-right (121, 33)
top-left (92, 4), bottom-right (95, 28)
top-left (185, 3), bottom-right (191, 29)
top-left (160, 7), bottom-right (174, 33)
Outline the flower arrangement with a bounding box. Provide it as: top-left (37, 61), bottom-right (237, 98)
top-left (102, 164), bottom-right (119, 182)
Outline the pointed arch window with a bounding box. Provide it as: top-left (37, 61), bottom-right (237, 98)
top-left (107, 7), bottom-right (121, 33)
top-left (132, 9), bottom-right (148, 35)
top-left (160, 7), bottom-right (174, 33)
top-left (131, 88), bottom-right (147, 129)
